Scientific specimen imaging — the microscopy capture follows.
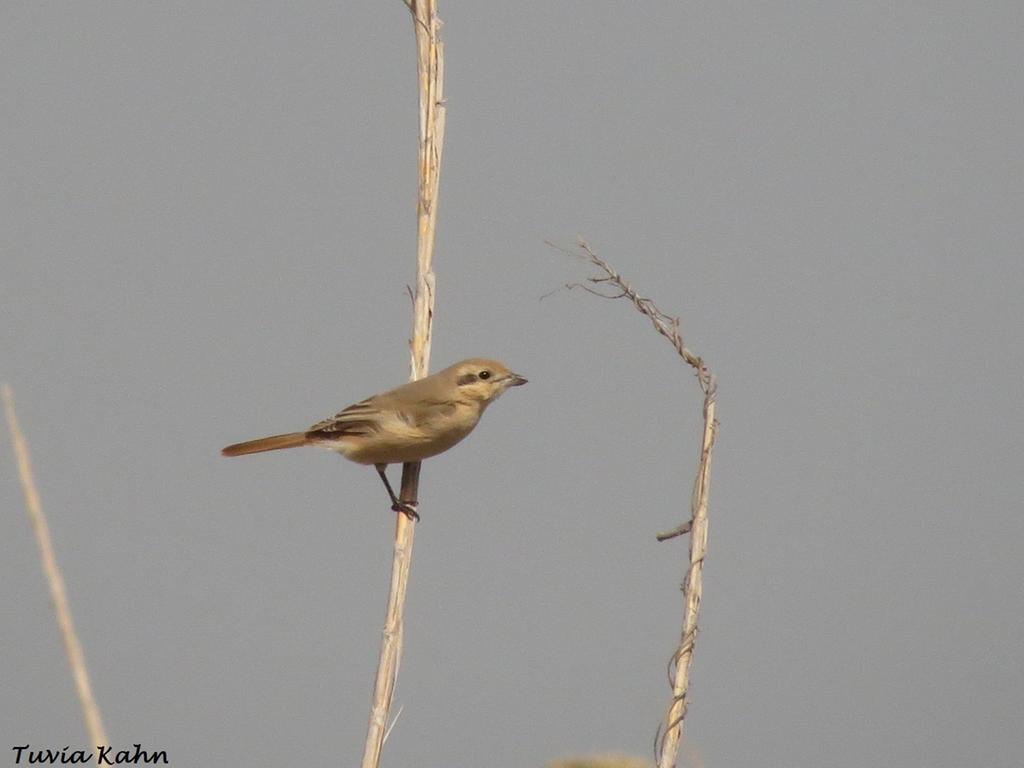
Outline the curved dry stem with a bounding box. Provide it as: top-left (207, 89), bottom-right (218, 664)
top-left (548, 241), bottom-right (718, 768)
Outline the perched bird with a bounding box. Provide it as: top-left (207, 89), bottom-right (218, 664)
top-left (221, 358), bottom-right (527, 518)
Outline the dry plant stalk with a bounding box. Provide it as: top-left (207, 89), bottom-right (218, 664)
top-left (360, 1), bottom-right (445, 766)
top-left (2, 385), bottom-right (109, 749)
top-left (549, 240), bottom-right (717, 768)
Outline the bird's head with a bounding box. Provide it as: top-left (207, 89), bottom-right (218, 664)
top-left (448, 358), bottom-right (527, 404)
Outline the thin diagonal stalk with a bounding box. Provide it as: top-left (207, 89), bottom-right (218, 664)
top-left (3, 385), bottom-right (109, 749)
top-left (360, 1), bottom-right (445, 766)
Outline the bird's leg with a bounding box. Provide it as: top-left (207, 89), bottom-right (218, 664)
top-left (375, 464), bottom-right (419, 520)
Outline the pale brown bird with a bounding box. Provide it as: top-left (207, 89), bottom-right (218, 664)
top-left (221, 358), bottom-right (527, 518)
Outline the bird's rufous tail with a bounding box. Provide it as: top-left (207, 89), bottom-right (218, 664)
top-left (221, 432), bottom-right (309, 456)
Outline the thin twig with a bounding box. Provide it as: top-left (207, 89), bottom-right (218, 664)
top-left (545, 239), bottom-right (713, 394)
top-left (549, 240), bottom-right (717, 768)
top-left (382, 704), bottom-right (404, 745)
top-left (360, 2), bottom-right (445, 766)
top-left (3, 385), bottom-right (109, 749)
top-left (655, 520), bottom-right (692, 542)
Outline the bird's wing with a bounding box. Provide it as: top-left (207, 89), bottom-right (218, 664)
top-left (306, 396), bottom-right (461, 439)
top-left (405, 399), bottom-right (458, 427)
top-left (306, 399), bottom-right (382, 437)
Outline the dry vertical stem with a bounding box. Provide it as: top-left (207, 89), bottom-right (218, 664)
top-left (360, 1), bottom-right (445, 766)
top-left (548, 240), bottom-right (717, 768)
top-left (3, 385), bottom-right (109, 749)
top-left (656, 393), bottom-right (715, 768)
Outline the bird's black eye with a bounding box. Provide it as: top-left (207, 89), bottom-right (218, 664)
top-left (478, 370), bottom-right (491, 380)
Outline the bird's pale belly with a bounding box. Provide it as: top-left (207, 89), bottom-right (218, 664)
top-left (319, 411), bottom-right (478, 465)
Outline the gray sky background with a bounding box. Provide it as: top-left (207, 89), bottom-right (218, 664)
top-left (3, 2), bottom-right (1022, 767)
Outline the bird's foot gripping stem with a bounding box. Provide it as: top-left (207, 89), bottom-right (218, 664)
top-left (391, 500), bottom-right (420, 521)
top-left (376, 464), bottom-right (420, 521)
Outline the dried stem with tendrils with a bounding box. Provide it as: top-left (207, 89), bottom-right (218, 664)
top-left (3, 385), bottom-right (109, 750)
top-left (547, 239), bottom-right (717, 768)
top-left (360, 2), bottom-right (445, 767)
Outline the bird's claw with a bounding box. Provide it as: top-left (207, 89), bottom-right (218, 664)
top-left (391, 500), bottom-right (420, 521)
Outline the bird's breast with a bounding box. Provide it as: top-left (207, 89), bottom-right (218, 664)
top-left (334, 400), bottom-right (482, 465)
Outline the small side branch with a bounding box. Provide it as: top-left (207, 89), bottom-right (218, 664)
top-left (655, 520), bottom-right (692, 542)
top-left (549, 240), bottom-right (718, 768)
top-left (3, 385), bottom-right (109, 749)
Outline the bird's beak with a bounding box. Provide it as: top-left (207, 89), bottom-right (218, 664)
top-left (506, 373), bottom-right (528, 387)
